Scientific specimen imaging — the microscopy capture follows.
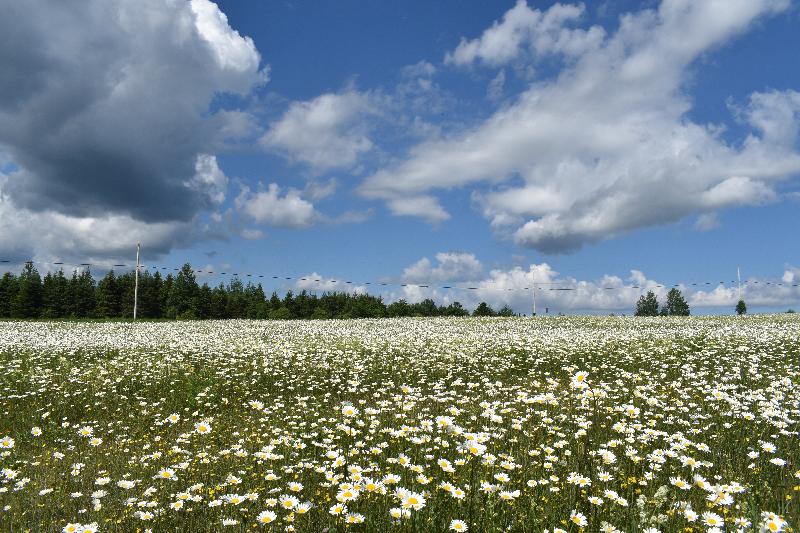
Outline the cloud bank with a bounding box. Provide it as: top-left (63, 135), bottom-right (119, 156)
top-left (387, 253), bottom-right (800, 313)
top-left (0, 0), bottom-right (267, 260)
top-left (360, 0), bottom-right (800, 252)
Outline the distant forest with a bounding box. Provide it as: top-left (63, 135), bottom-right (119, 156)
top-left (0, 263), bottom-right (516, 320)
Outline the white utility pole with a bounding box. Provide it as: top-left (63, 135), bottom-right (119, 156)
top-left (133, 243), bottom-right (140, 321)
top-left (737, 266), bottom-right (741, 301)
top-left (532, 270), bottom-right (537, 316)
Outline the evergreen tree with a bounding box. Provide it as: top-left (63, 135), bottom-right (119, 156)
top-left (310, 306), bottom-right (331, 319)
top-left (268, 291), bottom-right (282, 313)
top-left (115, 272), bottom-right (136, 318)
top-left (225, 277), bottom-right (246, 318)
top-left (635, 291), bottom-right (660, 316)
top-left (132, 271), bottom-right (161, 318)
top-left (497, 305), bottom-right (515, 317)
top-left (349, 293), bottom-right (385, 318)
top-left (13, 263), bottom-right (43, 318)
top-left (210, 284), bottom-right (228, 319)
top-left (69, 269), bottom-right (96, 317)
top-left (662, 288), bottom-right (690, 316)
top-left (160, 273), bottom-right (174, 318)
top-left (0, 272), bottom-right (18, 318)
top-left (412, 298), bottom-right (438, 317)
top-left (268, 306), bottom-right (292, 319)
top-left (42, 270), bottom-right (70, 318)
top-left (168, 264), bottom-right (199, 319)
top-left (195, 284), bottom-right (213, 319)
top-left (443, 301), bottom-right (469, 317)
top-left (96, 270), bottom-right (121, 317)
top-left (282, 290), bottom-right (295, 316)
top-left (291, 289), bottom-right (313, 319)
top-left (53, 270), bottom-right (70, 317)
top-left (245, 283), bottom-right (267, 318)
top-left (473, 302), bottom-right (495, 317)
top-left (387, 299), bottom-right (411, 317)
top-left (735, 299), bottom-right (747, 315)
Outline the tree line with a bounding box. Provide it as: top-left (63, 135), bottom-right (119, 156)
top-left (0, 263), bottom-right (517, 320)
top-left (634, 288), bottom-right (692, 316)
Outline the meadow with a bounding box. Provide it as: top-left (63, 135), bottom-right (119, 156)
top-left (0, 316), bottom-right (797, 532)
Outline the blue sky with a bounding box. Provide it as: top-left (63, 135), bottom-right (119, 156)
top-left (1, 0), bottom-right (799, 313)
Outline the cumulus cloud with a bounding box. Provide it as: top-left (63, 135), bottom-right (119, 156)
top-left (781, 266), bottom-right (800, 284)
top-left (694, 212), bottom-right (720, 232)
top-left (386, 254), bottom-right (800, 313)
top-left (402, 252), bottom-right (484, 283)
top-left (304, 178), bottom-right (338, 202)
top-left (0, 192), bottom-right (194, 265)
top-left (261, 90), bottom-right (379, 172)
top-left (187, 154), bottom-right (228, 206)
top-left (235, 183), bottom-right (317, 228)
top-left (0, 0), bottom-right (267, 258)
top-left (445, 1), bottom-right (605, 67)
top-left (295, 272), bottom-right (366, 295)
top-left (487, 69), bottom-right (507, 102)
top-left (386, 196), bottom-right (450, 223)
top-left (360, 0), bottom-right (800, 252)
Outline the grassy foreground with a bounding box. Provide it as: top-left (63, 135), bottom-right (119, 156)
top-left (0, 316), bottom-right (798, 532)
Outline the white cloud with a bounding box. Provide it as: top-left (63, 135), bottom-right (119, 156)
top-left (386, 196), bottom-right (450, 223)
top-left (261, 90), bottom-right (378, 172)
top-left (361, 0), bottom-right (800, 251)
top-left (487, 69), bottom-right (506, 101)
top-left (239, 228), bottom-right (264, 240)
top-left (401, 61), bottom-right (437, 79)
top-left (235, 183), bottom-right (316, 228)
top-left (186, 154), bottom-right (228, 206)
top-left (0, 0), bottom-right (267, 259)
top-left (0, 193), bottom-right (191, 264)
top-left (694, 212), bottom-right (720, 232)
top-left (304, 178), bottom-right (338, 202)
top-left (386, 254), bottom-right (800, 313)
top-left (782, 266), bottom-right (799, 284)
top-left (295, 272), bottom-right (366, 294)
top-left (402, 252), bottom-right (484, 283)
top-left (445, 1), bottom-right (605, 67)
top-left (190, 0), bottom-right (264, 79)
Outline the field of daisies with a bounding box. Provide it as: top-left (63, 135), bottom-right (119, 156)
top-left (0, 316), bottom-right (798, 532)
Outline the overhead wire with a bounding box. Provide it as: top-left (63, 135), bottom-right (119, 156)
top-left (1, 257), bottom-right (798, 294)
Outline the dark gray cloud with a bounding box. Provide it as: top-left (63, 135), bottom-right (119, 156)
top-left (0, 0), bottom-right (265, 228)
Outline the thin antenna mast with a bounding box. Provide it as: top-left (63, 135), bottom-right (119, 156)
top-left (133, 243), bottom-right (140, 321)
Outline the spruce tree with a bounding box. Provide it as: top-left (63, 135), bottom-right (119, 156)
top-left (146, 271), bottom-right (164, 318)
top-left (497, 305), bottom-right (515, 317)
top-left (635, 291), bottom-right (659, 316)
top-left (210, 284), bottom-right (228, 319)
top-left (473, 302), bottom-right (495, 317)
top-left (0, 272), bottom-right (18, 318)
top-left (196, 284), bottom-right (213, 319)
top-left (167, 264), bottom-right (199, 319)
top-left (245, 283), bottom-right (267, 318)
top-left (41, 272), bottom-right (60, 318)
top-left (662, 288), bottom-right (690, 316)
top-left (160, 273), bottom-right (173, 318)
top-left (225, 277), bottom-right (246, 318)
top-left (736, 299), bottom-right (747, 315)
top-left (96, 270), bottom-right (121, 317)
top-left (69, 269), bottom-right (96, 317)
top-left (13, 262), bottom-right (43, 318)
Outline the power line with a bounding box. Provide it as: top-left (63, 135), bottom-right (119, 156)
top-left (1, 257), bottom-right (798, 295)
